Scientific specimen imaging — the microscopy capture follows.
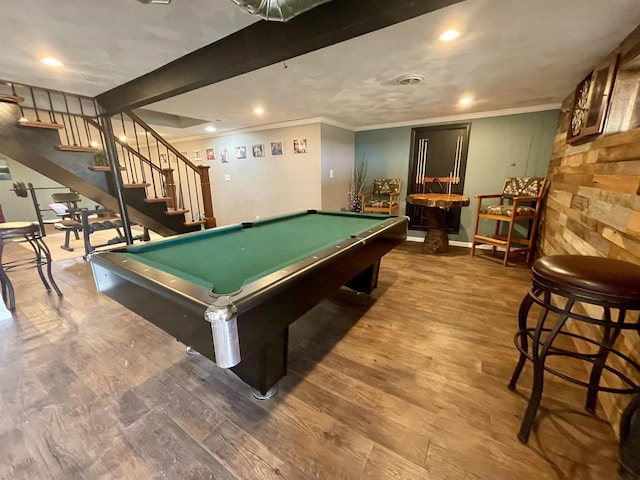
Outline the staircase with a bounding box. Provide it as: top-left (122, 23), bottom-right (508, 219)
top-left (0, 80), bottom-right (216, 237)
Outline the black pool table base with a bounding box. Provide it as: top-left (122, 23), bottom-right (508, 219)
top-left (89, 211), bottom-right (408, 401)
top-left (184, 344), bottom-right (279, 399)
top-left (252, 386), bottom-right (278, 400)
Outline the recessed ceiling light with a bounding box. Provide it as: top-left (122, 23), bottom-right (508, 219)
top-left (40, 57), bottom-right (64, 67)
top-left (254, 107), bottom-right (264, 115)
top-left (205, 126), bottom-right (217, 132)
top-left (459, 97), bottom-right (472, 105)
top-left (439, 29), bottom-right (460, 42)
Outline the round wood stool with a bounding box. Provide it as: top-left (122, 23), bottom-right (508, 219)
top-left (0, 221), bottom-right (62, 310)
top-left (508, 255), bottom-right (640, 443)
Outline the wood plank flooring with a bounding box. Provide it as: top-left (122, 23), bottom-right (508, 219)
top-left (0, 241), bottom-right (623, 479)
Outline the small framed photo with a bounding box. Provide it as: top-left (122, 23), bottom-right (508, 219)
top-left (0, 159), bottom-right (12, 180)
top-left (220, 148), bottom-right (228, 163)
top-left (180, 151), bottom-right (188, 159)
top-left (235, 146), bottom-right (247, 159)
top-left (293, 138), bottom-right (307, 154)
top-left (271, 141), bottom-right (283, 155)
top-left (159, 153), bottom-right (168, 164)
top-left (205, 148), bottom-right (215, 161)
top-left (252, 144), bottom-right (265, 158)
top-left (193, 150), bottom-right (202, 161)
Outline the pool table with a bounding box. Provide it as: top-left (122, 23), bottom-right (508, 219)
top-left (89, 210), bottom-right (407, 397)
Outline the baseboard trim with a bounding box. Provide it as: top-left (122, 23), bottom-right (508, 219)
top-left (406, 236), bottom-right (502, 251)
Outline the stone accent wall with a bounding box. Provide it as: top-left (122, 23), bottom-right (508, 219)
top-left (539, 27), bottom-right (640, 435)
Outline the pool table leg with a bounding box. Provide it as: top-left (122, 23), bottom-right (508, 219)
top-left (230, 327), bottom-right (289, 399)
top-left (345, 261), bottom-right (380, 294)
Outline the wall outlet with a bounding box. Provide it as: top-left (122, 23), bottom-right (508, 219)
top-left (329, 169), bottom-right (334, 178)
top-left (224, 174), bottom-right (231, 181)
top-left (255, 215), bottom-right (260, 220)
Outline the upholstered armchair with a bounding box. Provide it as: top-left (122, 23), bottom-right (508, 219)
top-left (360, 178), bottom-right (401, 215)
top-left (471, 177), bottom-right (547, 265)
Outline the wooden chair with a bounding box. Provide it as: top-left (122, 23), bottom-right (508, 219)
top-left (421, 176), bottom-right (460, 193)
top-left (360, 178), bottom-right (401, 215)
top-left (471, 177), bottom-right (547, 265)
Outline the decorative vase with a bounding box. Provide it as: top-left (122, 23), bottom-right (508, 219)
top-left (348, 193), bottom-right (362, 213)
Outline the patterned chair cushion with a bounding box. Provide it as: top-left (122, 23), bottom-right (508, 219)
top-left (372, 178), bottom-right (401, 196)
top-left (364, 199), bottom-right (398, 208)
top-left (363, 178), bottom-right (401, 209)
top-left (480, 205), bottom-right (536, 217)
top-left (502, 177), bottom-right (544, 199)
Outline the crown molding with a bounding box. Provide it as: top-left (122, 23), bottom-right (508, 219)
top-left (168, 103), bottom-right (560, 143)
top-left (169, 116), bottom-right (355, 144)
top-left (354, 103), bottom-right (561, 132)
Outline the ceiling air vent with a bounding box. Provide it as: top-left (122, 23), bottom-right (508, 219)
top-left (395, 74), bottom-right (424, 86)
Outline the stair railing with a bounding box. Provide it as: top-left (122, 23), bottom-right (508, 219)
top-left (0, 79), bottom-right (102, 153)
top-left (1, 79), bottom-right (216, 230)
top-left (113, 110), bottom-right (215, 228)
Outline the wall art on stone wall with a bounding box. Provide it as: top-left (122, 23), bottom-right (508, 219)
top-left (206, 148), bottom-right (215, 160)
top-left (221, 148), bottom-right (228, 163)
top-left (235, 146), bottom-right (247, 159)
top-left (293, 138), bottom-right (307, 154)
top-left (271, 142), bottom-right (283, 155)
top-left (252, 144), bottom-right (265, 157)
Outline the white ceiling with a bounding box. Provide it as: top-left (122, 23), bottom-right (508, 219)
top-left (2, 0), bottom-right (640, 138)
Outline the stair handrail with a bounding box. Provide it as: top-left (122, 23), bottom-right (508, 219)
top-left (124, 110), bottom-right (198, 170)
top-left (83, 116), bottom-right (162, 174)
top-left (124, 110), bottom-right (215, 227)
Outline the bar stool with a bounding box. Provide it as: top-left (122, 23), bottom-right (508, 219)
top-left (0, 221), bottom-right (62, 310)
top-left (508, 255), bottom-right (640, 443)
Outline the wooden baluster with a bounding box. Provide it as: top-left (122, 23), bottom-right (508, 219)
top-left (196, 165), bottom-right (216, 228)
top-left (162, 168), bottom-right (177, 211)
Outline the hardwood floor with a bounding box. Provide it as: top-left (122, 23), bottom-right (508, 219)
top-left (0, 241), bottom-right (623, 479)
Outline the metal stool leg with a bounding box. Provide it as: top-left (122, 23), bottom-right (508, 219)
top-left (36, 236), bottom-right (62, 297)
top-left (0, 239), bottom-right (15, 311)
top-left (509, 289), bottom-right (537, 389)
top-left (518, 296), bottom-right (574, 443)
top-left (25, 235), bottom-right (50, 290)
top-left (585, 307), bottom-right (624, 413)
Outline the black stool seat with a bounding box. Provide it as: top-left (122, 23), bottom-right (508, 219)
top-left (509, 254), bottom-right (640, 443)
top-left (532, 255), bottom-right (640, 305)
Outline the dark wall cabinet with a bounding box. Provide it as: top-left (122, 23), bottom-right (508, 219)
top-left (406, 123), bottom-right (470, 233)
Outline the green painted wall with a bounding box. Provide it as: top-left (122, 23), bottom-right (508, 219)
top-left (355, 109), bottom-right (559, 242)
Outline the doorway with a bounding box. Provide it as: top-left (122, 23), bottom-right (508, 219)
top-left (406, 124), bottom-right (471, 233)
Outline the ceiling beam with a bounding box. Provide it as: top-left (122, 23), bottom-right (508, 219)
top-left (96, 0), bottom-right (464, 114)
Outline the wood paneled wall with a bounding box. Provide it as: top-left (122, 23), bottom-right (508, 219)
top-left (539, 26), bottom-right (640, 434)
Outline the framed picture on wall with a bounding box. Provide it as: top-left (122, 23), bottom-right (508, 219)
top-left (159, 153), bottom-right (168, 164)
top-left (566, 53), bottom-right (619, 144)
top-left (206, 148), bottom-right (215, 160)
top-left (0, 159), bottom-right (11, 180)
top-left (235, 146), bottom-right (247, 159)
top-left (293, 138), bottom-right (307, 154)
top-left (252, 144), bottom-right (265, 157)
top-left (193, 150), bottom-right (202, 161)
top-left (271, 142), bottom-right (283, 155)
top-left (221, 148), bottom-right (228, 163)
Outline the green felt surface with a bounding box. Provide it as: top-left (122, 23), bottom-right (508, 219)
top-left (124, 211), bottom-right (390, 294)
